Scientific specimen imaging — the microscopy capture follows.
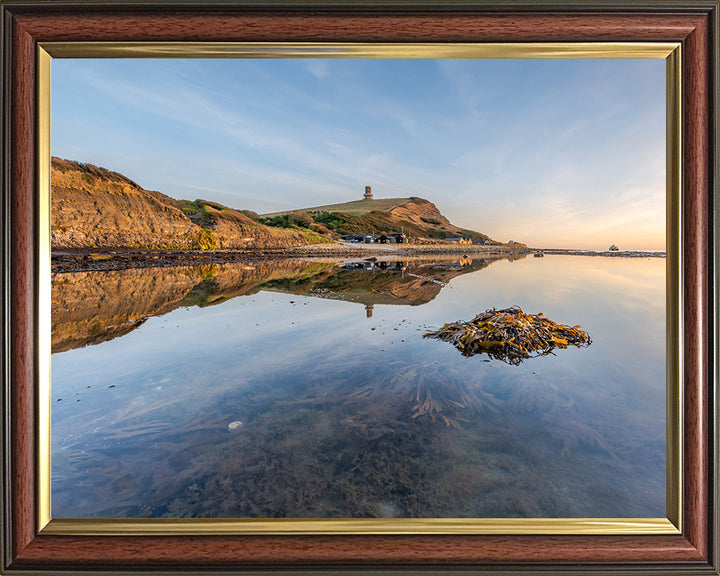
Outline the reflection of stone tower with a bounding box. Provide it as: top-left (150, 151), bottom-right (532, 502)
top-left (365, 304), bottom-right (374, 318)
top-left (364, 186), bottom-right (373, 200)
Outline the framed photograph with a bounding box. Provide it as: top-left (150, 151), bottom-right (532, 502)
top-left (1, 1), bottom-right (717, 574)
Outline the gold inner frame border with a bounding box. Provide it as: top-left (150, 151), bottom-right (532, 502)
top-left (36, 41), bottom-right (682, 537)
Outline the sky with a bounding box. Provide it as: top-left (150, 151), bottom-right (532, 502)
top-left (51, 57), bottom-right (666, 250)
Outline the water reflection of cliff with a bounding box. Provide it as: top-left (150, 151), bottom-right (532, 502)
top-left (52, 255), bottom-right (519, 353)
top-left (260, 255), bottom-right (510, 306)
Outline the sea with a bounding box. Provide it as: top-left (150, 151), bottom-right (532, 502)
top-left (50, 253), bottom-right (666, 519)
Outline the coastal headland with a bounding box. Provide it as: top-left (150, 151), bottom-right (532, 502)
top-left (50, 157), bottom-right (526, 270)
top-left (50, 157), bottom-right (664, 273)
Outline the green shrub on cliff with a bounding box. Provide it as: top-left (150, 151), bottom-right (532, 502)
top-left (296, 227), bottom-right (334, 244)
top-left (259, 210), bottom-right (315, 229)
top-left (181, 200), bottom-right (216, 227)
top-left (196, 228), bottom-right (218, 250)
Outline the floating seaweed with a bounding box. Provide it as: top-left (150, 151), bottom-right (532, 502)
top-left (423, 307), bottom-right (592, 365)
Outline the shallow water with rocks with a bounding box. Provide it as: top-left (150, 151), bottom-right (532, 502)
top-left (51, 254), bottom-right (666, 519)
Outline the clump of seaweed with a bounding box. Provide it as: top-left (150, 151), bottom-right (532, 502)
top-left (423, 307), bottom-right (592, 365)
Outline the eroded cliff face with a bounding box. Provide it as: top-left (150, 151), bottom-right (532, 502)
top-left (205, 206), bottom-right (310, 250)
top-left (51, 158), bottom-right (313, 250)
top-left (388, 198), bottom-right (453, 229)
top-left (388, 198), bottom-right (492, 244)
top-left (52, 159), bottom-right (205, 249)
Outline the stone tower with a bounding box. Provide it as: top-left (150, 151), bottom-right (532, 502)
top-left (364, 186), bottom-right (373, 200)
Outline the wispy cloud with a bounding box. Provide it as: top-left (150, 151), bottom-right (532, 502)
top-left (303, 59), bottom-right (331, 79)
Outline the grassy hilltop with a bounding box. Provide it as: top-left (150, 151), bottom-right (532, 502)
top-left (254, 197), bottom-right (497, 245)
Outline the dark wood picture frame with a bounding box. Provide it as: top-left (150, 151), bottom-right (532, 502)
top-left (1, 1), bottom-right (717, 574)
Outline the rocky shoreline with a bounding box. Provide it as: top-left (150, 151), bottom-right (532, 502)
top-left (50, 243), bottom-right (530, 273)
top-left (51, 243), bottom-right (665, 273)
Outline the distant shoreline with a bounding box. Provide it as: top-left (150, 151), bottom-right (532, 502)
top-left (537, 248), bottom-right (666, 258)
top-left (50, 244), bottom-right (665, 273)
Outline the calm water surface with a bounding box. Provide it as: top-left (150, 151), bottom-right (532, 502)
top-left (51, 254), bottom-right (666, 518)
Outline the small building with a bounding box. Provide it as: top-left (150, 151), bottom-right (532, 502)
top-left (445, 237), bottom-right (471, 245)
top-left (378, 233), bottom-right (406, 244)
top-left (364, 186), bottom-right (373, 200)
top-left (341, 233), bottom-right (377, 243)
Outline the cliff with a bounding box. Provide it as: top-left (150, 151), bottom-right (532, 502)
top-left (51, 158), bottom-right (326, 250)
top-left (51, 157), bottom-right (498, 250)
